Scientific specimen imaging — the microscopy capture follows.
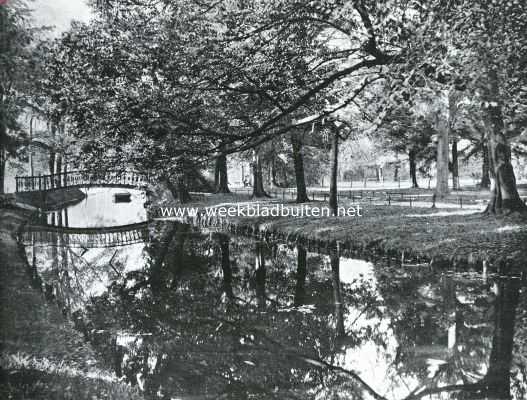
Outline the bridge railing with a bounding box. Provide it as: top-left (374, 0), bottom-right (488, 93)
top-left (15, 170), bottom-right (151, 193)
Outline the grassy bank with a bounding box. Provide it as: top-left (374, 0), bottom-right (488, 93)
top-left (155, 193), bottom-right (527, 270)
top-left (0, 208), bottom-right (143, 400)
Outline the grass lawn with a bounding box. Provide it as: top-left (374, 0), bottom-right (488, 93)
top-left (155, 192), bottom-right (527, 269)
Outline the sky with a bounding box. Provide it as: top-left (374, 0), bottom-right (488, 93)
top-left (31, 0), bottom-right (92, 34)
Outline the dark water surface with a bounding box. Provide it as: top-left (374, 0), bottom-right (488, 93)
top-left (22, 189), bottom-right (527, 400)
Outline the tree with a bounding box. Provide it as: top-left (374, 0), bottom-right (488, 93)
top-left (378, 103), bottom-right (435, 189)
top-left (0, 0), bottom-right (37, 193)
top-left (290, 130), bottom-right (309, 202)
top-left (214, 145), bottom-right (230, 194)
top-left (407, 0), bottom-right (527, 213)
top-left (43, 0), bottom-right (413, 195)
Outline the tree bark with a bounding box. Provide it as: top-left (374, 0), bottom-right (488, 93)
top-left (409, 149), bottom-right (419, 188)
top-left (451, 138), bottom-right (459, 190)
top-left (252, 149), bottom-right (269, 198)
top-left (176, 175), bottom-right (192, 204)
top-left (29, 116), bottom-right (34, 177)
top-left (214, 160), bottom-right (219, 188)
top-left (166, 175), bottom-right (192, 204)
top-left (484, 68), bottom-right (526, 215)
top-left (49, 122), bottom-right (57, 188)
top-left (214, 148), bottom-right (230, 193)
top-left (56, 154), bottom-right (62, 188)
top-left (480, 142), bottom-right (491, 189)
top-left (0, 81), bottom-right (5, 194)
top-left (329, 129), bottom-right (339, 215)
top-left (0, 147), bottom-right (5, 195)
top-left (291, 131), bottom-right (309, 203)
top-left (270, 157), bottom-right (281, 187)
top-left (149, 223), bottom-right (178, 292)
top-left (435, 116), bottom-right (450, 198)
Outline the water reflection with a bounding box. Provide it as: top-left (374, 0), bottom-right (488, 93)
top-left (49, 187), bottom-right (148, 227)
top-left (21, 193), bottom-right (527, 400)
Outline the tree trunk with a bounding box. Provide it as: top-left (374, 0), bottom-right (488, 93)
top-left (49, 122), bottom-right (57, 188)
top-left (214, 149), bottom-right (230, 193)
top-left (484, 69), bottom-right (526, 215)
top-left (480, 142), bottom-right (491, 189)
top-left (291, 131), bottom-right (309, 203)
top-left (176, 175), bottom-right (192, 204)
top-left (252, 149), bottom-right (268, 198)
top-left (63, 160), bottom-right (68, 189)
top-left (270, 157), bottom-right (280, 187)
top-left (56, 154), bottom-right (63, 188)
top-left (29, 116), bottom-right (34, 177)
top-left (214, 160), bottom-right (219, 188)
top-left (0, 82), bottom-right (5, 194)
top-left (0, 147), bottom-right (5, 195)
top-left (329, 129), bottom-right (339, 215)
top-left (166, 175), bottom-right (192, 204)
top-left (294, 246), bottom-right (307, 307)
top-left (451, 138), bottom-right (459, 190)
top-left (150, 223), bottom-right (178, 292)
top-left (435, 117), bottom-right (450, 198)
top-left (409, 149), bottom-right (419, 188)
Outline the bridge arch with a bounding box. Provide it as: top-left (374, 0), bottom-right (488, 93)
top-left (15, 170), bottom-right (151, 193)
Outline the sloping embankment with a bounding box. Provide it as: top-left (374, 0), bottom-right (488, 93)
top-left (158, 199), bottom-right (527, 272)
top-left (0, 208), bottom-right (142, 400)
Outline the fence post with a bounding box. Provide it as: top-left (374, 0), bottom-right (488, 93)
top-left (38, 174), bottom-right (42, 191)
top-left (388, 194), bottom-right (391, 206)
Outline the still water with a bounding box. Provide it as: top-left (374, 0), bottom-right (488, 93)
top-left (23, 189), bottom-right (527, 400)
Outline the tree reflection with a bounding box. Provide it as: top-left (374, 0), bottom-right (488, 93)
top-left (217, 233), bottom-right (235, 301)
top-left (330, 246), bottom-right (346, 338)
top-left (25, 221), bottom-right (527, 400)
top-left (294, 246), bottom-right (307, 307)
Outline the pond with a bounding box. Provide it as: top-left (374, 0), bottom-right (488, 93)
top-left (21, 188), bottom-right (527, 400)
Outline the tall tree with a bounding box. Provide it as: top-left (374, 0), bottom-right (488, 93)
top-left (418, 0), bottom-right (527, 213)
top-left (290, 130), bottom-right (309, 203)
top-left (0, 0), bottom-right (36, 193)
top-left (214, 145), bottom-right (230, 194)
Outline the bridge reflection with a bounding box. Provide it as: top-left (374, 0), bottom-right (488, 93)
top-left (21, 221), bottom-right (150, 248)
